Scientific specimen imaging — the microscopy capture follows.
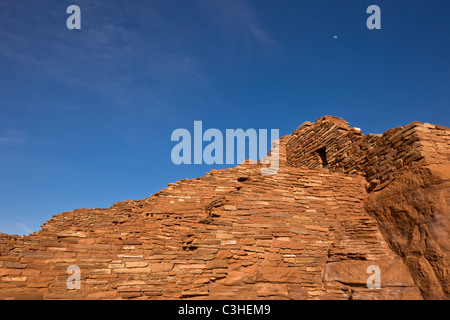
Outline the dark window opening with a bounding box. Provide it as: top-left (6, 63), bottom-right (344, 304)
top-left (316, 147), bottom-right (328, 168)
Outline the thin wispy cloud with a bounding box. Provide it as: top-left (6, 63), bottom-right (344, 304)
top-left (0, 0), bottom-right (279, 114)
top-left (194, 0), bottom-right (280, 51)
top-left (0, 1), bottom-right (208, 111)
top-left (0, 132), bottom-right (25, 146)
top-left (16, 222), bottom-right (33, 235)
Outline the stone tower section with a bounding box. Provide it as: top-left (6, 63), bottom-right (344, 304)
top-left (287, 115), bottom-right (450, 190)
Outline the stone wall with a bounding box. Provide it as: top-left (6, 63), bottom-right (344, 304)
top-left (0, 162), bottom-right (421, 300)
top-left (1, 116), bottom-right (448, 300)
top-left (286, 116), bottom-right (450, 189)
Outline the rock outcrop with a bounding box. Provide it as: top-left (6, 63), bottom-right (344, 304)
top-left (0, 116), bottom-right (448, 300)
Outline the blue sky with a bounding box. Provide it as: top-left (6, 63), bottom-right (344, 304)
top-left (1, 0), bottom-right (449, 235)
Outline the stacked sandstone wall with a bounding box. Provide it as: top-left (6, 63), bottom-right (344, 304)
top-left (0, 162), bottom-right (421, 300)
top-left (286, 116), bottom-right (450, 190)
top-left (0, 116), bottom-right (448, 300)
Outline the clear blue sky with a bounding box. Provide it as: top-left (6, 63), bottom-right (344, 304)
top-left (1, 0), bottom-right (449, 235)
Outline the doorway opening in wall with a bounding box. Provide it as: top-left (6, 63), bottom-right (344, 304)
top-left (316, 147), bottom-right (328, 168)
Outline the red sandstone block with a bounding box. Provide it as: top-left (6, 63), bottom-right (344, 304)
top-left (272, 239), bottom-right (305, 250)
top-left (204, 239), bottom-right (221, 245)
top-left (216, 250), bottom-right (233, 259)
top-left (87, 291), bottom-right (118, 299)
top-left (57, 238), bottom-right (79, 244)
top-left (77, 263), bottom-right (108, 269)
top-left (4, 262), bottom-right (27, 269)
top-left (196, 248), bottom-right (218, 255)
top-left (256, 283), bottom-right (289, 298)
top-left (122, 239), bottom-right (143, 245)
top-left (113, 267), bottom-right (151, 274)
top-left (143, 291), bottom-right (163, 297)
top-left (52, 251), bottom-right (77, 259)
top-left (0, 268), bottom-right (22, 276)
top-left (21, 251), bottom-right (53, 259)
top-left (191, 255), bottom-right (215, 261)
top-left (21, 269), bottom-right (40, 276)
top-left (26, 282), bottom-right (50, 288)
top-left (259, 266), bottom-right (302, 283)
top-left (206, 260), bottom-right (228, 269)
top-left (57, 231), bottom-right (88, 238)
top-left (40, 239), bottom-right (61, 247)
top-left (118, 292), bottom-right (142, 299)
top-left (1, 292), bottom-right (44, 300)
top-left (291, 228), bottom-right (308, 235)
top-left (148, 262), bottom-right (173, 273)
top-left (44, 292), bottom-right (84, 300)
top-left (0, 256), bottom-right (21, 263)
top-left (125, 261), bottom-right (148, 268)
top-left (305, 225), bottom-right (329, 232)
top-left (90, 269), bottom-right (112, 275)
top-left (117, 285), bottom-right (142, 292)
top-left (2, 276), bottom-right (27, 282)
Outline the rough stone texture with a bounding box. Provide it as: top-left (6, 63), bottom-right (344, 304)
top-left (0, 116), bottom-right (448, 300)
top-left (286, 116), bottom-right (450, 188)
top-left (364, 165), bottom-right (450, 299)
